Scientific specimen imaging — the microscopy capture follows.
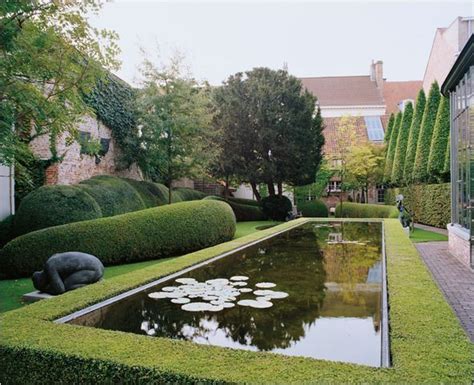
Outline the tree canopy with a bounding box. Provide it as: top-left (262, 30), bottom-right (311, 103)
top-left (383, 111), bottom-right (402, 183)
top-left (428, 95), bottom-right (450, 182)
top-left (391, 101), bottom-right (413, 186)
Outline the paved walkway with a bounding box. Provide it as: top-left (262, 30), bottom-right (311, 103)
top-left (415, 241), bottom-right (474, 342)
top-left (414, 223), bottom-right (448, 236)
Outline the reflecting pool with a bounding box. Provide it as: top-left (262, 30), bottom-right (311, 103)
top-left (68, 222), bottom-right (384, 366)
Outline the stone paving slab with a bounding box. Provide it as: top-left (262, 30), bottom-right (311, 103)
top-left (415, 241), bottom-right (474, 342)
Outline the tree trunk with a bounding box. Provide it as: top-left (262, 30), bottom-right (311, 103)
top-left (277, 182), bottom-right (283, 196)
top-left (267, 182), bottom-right (275, 196)
top-left (250, 181), bottom-right (261, 201)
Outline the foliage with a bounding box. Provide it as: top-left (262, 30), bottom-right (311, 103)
top-left (210, 68), bottom-right (324, 199)
top-left (12, 185), bottom-right (102, 237)
top-left (391, 102), bottom-right (413, 186)
top-left (403, 89), bottom-right (426, 184)
top-left (0, 200), bottom-right (236, 278)
top-left (383, 111), bottom-right (402, 183)
top-left (227, 196), bottom-right (261, 207)
top-left (345, 143), bottom-right (385, 201)
top-left (137, 54), bottom-right (213, 203)
top-left (385, 183), bottom-right (450, 228)
top-left (0, 0), bottom-right (119, 167)
top-left (173, 188), bottom-right (207, 202)
top-left (203, 196), bottom-right (265, 221)
top-left (335, 202), bottom-right (398, 218)
top-left (77, 134), bottom-right (102, 156)
top-left (413, 82), bottom-right (441, 183)
top-left (384, 113), bottom-right (395, 145)
top-left (428, 96), bottom-right (450, 182)
top-left (443, 132), bottom-right (451, 176)
top-left (261, 195), bottom-right (292, 221)
top-left (78, 175), bottom-right (146, 217)
top-left (298, 200), bottom-right (328, 217)
top-left (0, 215), bottom-right (14, 248)
top-left (0, 218), bottom-right (471, 384)
top-left (121, 178), bottom-right (168, 207)
top-left (82, 73), bottom-right (141, 167)
top-left (294, 160), bottom-right (334, 203)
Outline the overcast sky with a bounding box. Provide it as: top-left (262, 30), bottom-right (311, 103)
top-left (88, 1), bottom-right (473, 86)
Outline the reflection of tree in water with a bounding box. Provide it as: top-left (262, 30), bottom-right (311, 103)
top-left (138, 226), bottom-right (328, 351)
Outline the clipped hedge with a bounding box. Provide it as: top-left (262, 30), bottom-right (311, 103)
top-left (0, 218), bottom-right (471, 384)
top-left (123, 179), bottom-right (168, 207)
top-left (335, 202), bottom-right (399, 218)
top-left (0, 200), bottom-right (236, 278)
top-left (261, 195), bottom-right (292, 221)
top-left (227, 196), bottom-right (261, 207)
top-left (12, 185), bottom-right (102, 237)
top-left (78, 175), bottom-right (146, 217)
top-left (385, 183), bottom-right (450, 228)
top-left (0, 215), bottom-right (14, 248)
top-left (203, 196), bottom-right (265, 221)
top-left (298, 200), bottom-right (328, 217)
top-left (173, 188), bottom-right (207, 202)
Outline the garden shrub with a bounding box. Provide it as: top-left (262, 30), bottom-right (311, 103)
top-left (261, 195), bottom-right (292, 221)
top-left (227, 196), bottom-right (261, 207)
top-left (12, 185), bottom-right (102, 236)
top-left (385, 183), bottom-right (450, 228)
top-left (203, 196), bottom-right (265, 221)
top-left (123, 179), bottom-right (168, 207)
top-left (173, 188), bottom-right (206, 201)
top-left (0, 215), bottom-right (14, 247)
top-left (78, 175), bottom-right (146, 216)
top-left (0, 200), bottom-right (236, 278)
top-left (335, 202), bottom-right (398, 218)
top-left (298, 200), bottom-right (328, 217)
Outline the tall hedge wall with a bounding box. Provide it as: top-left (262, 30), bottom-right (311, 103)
top-left (0, 200), bottom-right (236, 278)
top-left (385, 183), bottom-right (450, 228)
top-left (335, 202), bottom-right (399, 218)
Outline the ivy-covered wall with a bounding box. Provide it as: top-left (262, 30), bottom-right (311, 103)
top-left (385, 183), bottom-right (450, 228)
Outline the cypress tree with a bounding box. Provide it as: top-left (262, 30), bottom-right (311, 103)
top-left (391, 102), bottom-right (413, 185)
top-left (383, 111), bottom-right (402, 184)
top-left (413, 81), bottom-right (441, 183)
top-left (384, 113), bottom-right (395, 145)
top-left (403, 89), bottom-right (426, 184)
top-left (442, 131), bottom-right (451, 182)
top-left (427, 96), bottom-right (450, 182)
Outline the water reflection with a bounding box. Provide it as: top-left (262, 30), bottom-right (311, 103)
top-left (70, 222), bottom-right (383, 366)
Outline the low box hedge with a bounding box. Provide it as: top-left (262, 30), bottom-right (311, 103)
top-left (385, 183), bottom-right (450, 228)
top-left (335, 202), bottom-right (399, 219)
top-left (0, 200), bottom-right (236, 278)
top-left (0, 218), bottom-right (471, 384)
top-left (298, 200), bottom-right (328, 217)
top-left (203, 196), bottom-right (265, 221)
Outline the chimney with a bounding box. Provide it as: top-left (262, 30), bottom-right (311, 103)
top-left (370, 60), bottom-right (384, 92)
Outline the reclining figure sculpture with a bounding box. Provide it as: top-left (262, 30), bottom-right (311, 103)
top-left (32, 252), bottom-right (104, 295)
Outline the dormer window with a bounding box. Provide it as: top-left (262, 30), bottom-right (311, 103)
top-left (364, 116), bottom-right (384, 142)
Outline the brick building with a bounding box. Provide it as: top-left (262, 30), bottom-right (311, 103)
top-left (300, 61), bottom-right (421, 209)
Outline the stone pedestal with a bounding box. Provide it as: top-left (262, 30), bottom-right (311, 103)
top-left (447, 224), bottom-right (472, 269)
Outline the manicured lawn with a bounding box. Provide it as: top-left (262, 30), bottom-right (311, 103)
top-left (410, 227), bottom-right (448, 243)
top-left (0, 221), bottom-right (277, 314)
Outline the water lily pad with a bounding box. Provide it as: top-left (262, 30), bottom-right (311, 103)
top-left (230, 276), bottom-right (249, 281)
top-left (171, 297), bottom-right (191, 304)
top-left (161, 286), bottom-right (178, 292)
top-left (181, 302), bottom-right (214, 312)
top-left (237, 299), bottom-right (273, 308)
top-left (148, 292), bottom-right (168, 299)
top-left (175, 278), bottom-right (197, 284)
top-left (222, 302), bottom-right (235, 308)
top-left (206, 278), bottom-right (229, 285)
top-left (255, 282), bottom-right (276, 288)
top-left (254, 290), bottom-right (289, 299)
top-left (231, 281), bottom-right (247, 287)
top-left (239, 288), bottom-right (253, 293)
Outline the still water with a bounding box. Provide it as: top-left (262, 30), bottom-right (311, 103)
top-left (69, 222), bottom-right (384, 366)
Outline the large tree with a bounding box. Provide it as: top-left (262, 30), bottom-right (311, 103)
top-left (413, 81), bottom-right (441, 183)
top-left (137, 56), bottom-right (213, 203)
top-left (0, 1), bottom-right (119, 166)
top-left (391, 102), bottom-right (413, 186)
top-left (403, 88), bottom-right (426, 184)
top-left (211, 68), bottom-right (324, 199)
top-left (428, 96), bottom-right (450, 182)
top-left (383, 111), bottom-right (402, 184)
top-left (384, 113), bottom-right (395, 145)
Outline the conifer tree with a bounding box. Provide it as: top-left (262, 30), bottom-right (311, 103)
top-left (442, 132), bottom-right (451, 182)
top-left (413, 81), bottom-right (441, 183)
top-left (384, 113), bottom-right (395, 145)
top-left (403, 89), bottom-right (426, 184)
top-left (391, 102), bottom-right (413, 185)
top-left (383, 111), bottom-right (402, 184)
top-left (427, 96), bottom-right (450, 182)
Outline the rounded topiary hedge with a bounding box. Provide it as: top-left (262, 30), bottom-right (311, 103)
top-left (335, 202), bottom-right (399, 218)
top-left (0, 215), bottom-right (14, 247)
top-left (78, 175), bottom-right (146, 217)
top-left (0, 200), bottom-right (236, 278)
top-left (173, 188), bottom-right (207, 202)
top-left (123, 179), bottom-right (168, 207)
top-left (13, 185), bottom-right (102, 237)
top-left (203, 196), bottom-right (265, 221)
top-left (261, 195), bottom-right (292, 221)
top-left (298, 200), bottom-right (328, 217)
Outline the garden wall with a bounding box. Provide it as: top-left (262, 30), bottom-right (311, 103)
top-left (385, 183), bottom-right (450, 229)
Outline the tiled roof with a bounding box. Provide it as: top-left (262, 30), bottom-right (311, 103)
top-left (383, 81), bottom-right (422, 114)
top-left (300, 76), bottom-right (384, 107)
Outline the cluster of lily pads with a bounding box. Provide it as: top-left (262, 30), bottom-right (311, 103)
top-left (148, 276), bottom-right (288, 312)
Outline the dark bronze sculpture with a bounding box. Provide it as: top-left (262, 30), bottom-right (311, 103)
top-left (32, 252), bottom-right (104, 295)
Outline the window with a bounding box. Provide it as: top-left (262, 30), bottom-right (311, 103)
top-left (327, 181), bottom-right (342, 192)
top-left (376, 184), bottom-right (385, 203)
top-left (364, 116), bottom-right (384, 142)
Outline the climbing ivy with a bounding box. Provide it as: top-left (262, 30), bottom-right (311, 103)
top-left (83, 72), bottom-right (142, 167)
